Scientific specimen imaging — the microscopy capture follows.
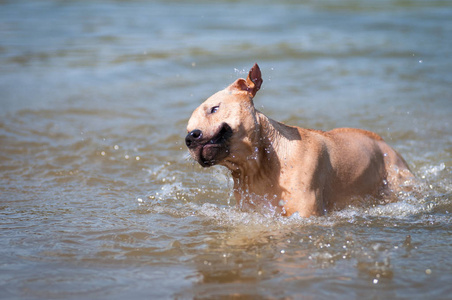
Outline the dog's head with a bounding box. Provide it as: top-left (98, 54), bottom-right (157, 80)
top-left (185, 63), bottom-right (263, 167)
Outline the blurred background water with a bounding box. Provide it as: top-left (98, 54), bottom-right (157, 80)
top-left (0, 0), bottom-right (451, 299)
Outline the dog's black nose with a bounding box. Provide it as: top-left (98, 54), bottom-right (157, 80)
top-left (185, 129), bottom-right (203, 147)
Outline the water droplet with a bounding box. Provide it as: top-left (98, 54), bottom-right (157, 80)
top-left (373, 278), bottom-right (379, 284)
top-left (136, 156), bottom-right (140, 161)
top-left (425, 269), bottom-right (432, 275)
top-left (101, 151), bottom-right (106, 156)
top-left (114, 145), bottom-right (119, 150)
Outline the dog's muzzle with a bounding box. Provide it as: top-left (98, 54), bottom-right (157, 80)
top-left (185, 124), bottom-right (232, 167)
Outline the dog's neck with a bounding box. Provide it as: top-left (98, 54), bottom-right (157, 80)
top-left (225, 111), bottom-right (293, 211)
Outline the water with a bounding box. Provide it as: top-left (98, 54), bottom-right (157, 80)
top-left (1, 0), bottom-right (451, 299)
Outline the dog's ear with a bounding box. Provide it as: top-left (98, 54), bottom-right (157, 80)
top-left (229, 63), bottom-right (263, 98)
top-left (246, 63), bottom-right (263, 97)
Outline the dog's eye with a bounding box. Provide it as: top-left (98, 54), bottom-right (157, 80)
top-left (210, 106), bottom-right (219, 114)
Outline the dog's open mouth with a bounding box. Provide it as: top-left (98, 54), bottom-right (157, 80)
top-left (207, 123), bottom-right (233, 145)
top-left (199, 123), bottom-right (232, 167)
top-left (187, 123), bottom-right (233, 167)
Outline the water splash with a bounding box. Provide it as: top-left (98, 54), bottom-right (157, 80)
top-left (137, 158), bottom-right (451, 232)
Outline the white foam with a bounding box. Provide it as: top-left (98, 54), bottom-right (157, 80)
top-left (140, 161), bottom-right (450, 227)
top-left (365, 201), bottom-right (428, 218)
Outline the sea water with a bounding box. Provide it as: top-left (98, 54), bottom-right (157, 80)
top-left (0, 0), bottom-right (451, 298)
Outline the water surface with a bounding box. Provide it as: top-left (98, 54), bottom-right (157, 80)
top-left (1, 0), bottom-right (451, 299)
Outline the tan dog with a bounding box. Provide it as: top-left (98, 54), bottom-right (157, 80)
top-left (185, 63), bottom-right (415, 217)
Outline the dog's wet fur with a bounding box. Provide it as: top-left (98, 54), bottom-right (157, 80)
top-left (186, 63), bottom-right (415, 217)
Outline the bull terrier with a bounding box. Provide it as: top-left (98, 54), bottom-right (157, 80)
top-left (185, 63), bottom-right (415, 217)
